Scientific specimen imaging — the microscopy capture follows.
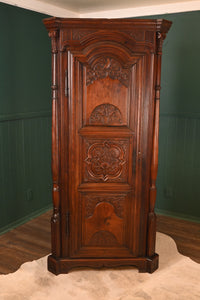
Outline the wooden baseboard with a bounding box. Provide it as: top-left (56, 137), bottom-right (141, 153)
top-left (0, 204), bottom-right (52, 235)
top-left (155, 208), bottom-right (200, 224)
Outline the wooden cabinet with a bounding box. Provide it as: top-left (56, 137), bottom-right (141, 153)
top-left (43, 17), bottom-right (171, 275)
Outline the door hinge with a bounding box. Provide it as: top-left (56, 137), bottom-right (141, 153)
top-left (66, 211), bottom-right (70, 236)
top-left (65, 70), bottom-right (68, 97)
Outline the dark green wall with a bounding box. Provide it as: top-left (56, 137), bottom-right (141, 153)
top-left (0, 3), bottom-right (52, 233)
top-left (0, 4), bottom-right (199, 234)
top-left (147, 11), bottom-right (200, 221)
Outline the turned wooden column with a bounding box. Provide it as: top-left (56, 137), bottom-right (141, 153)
top-left (49, 30), bottom-right (61, 258)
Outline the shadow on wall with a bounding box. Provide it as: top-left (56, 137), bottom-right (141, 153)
top-left (156, 11), bottom-right (200, 221)
top-left (0, 3), bottom-right (52, 234)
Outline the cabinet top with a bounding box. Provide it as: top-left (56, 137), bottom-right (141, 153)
top-left (43, 17), bottom-right (172, 34)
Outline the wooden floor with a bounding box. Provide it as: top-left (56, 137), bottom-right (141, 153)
top-left (0, 210), bottom-right (199, 274)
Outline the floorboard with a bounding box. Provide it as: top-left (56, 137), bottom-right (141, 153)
top-left (0, 210), bottom-right (199, 274)
top-left (157, 214), bottom-right (200, 264)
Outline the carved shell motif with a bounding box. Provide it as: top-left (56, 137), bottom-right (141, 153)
top-left (85, 141), bottom-right (126, 181)
top-left (89, 103), bottom-right (122, 126)
top-left (89, 231), bottom-right (118, 246)
top-left (86, 57), bottom-right (129, 87)
top-left (85, 195), bottom-right (124, 218)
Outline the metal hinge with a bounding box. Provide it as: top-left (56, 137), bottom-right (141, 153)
top-left (65, 70), bottom-right (68, 97)
top-left (66, 211), bottom-right (70, 236)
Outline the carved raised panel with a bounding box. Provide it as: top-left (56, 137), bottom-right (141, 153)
top-left (85, 195), bottom-right (125, 219)
top-left (85, 140), bottom-right (128, 182)
top-left (84, 202), bottom-right (124, 246)
top-left (89, 103), bottom-right (122, 126)
top-left (86, 57), bottom-right (129, 87)
top-left (85, 76), bottom-right (129, 127)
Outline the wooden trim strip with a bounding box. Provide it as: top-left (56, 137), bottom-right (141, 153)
top-left (0, 111), bottom-right (51, 123)
top-left (147, 30), bottom-right (163, 257)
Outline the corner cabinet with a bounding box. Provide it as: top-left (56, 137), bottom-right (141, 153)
top-left (43, 18), bottom-right (171, 275)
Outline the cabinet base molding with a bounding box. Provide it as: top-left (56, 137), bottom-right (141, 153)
top-left (48, 254), bottom-right (159, 275)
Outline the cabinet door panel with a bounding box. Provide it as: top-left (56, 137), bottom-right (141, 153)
top-left (78, 192), bottom-right (134, 257)
top-left (65, 39), bottom-right (153, 258)
top-left (84, 76), bottom-right (129, 126)
top-left (82, 137), bottom-right (130, 183)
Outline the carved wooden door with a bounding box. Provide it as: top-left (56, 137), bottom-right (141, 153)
top-left (63, 30), bottom-right (155, 259)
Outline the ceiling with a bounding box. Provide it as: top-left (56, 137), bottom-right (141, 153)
top-left (38, 0), bottom-right (200, 13)
top-left (2, 0), bottom-right (200, 18)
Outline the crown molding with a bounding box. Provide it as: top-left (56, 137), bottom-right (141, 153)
top-left (1, 0), bottom-right (200, 18)
top-left (1, 0), bottom-right (79, 17)
top-left (81, 1), bottom-right (200, 18)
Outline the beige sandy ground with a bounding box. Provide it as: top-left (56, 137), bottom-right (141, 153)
top-left (0, 232), bottom-right (200, 300)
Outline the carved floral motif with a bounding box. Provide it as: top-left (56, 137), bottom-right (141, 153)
top-left (72, 29), bottom-right (96, 40)
top-left (85, 195), bottom-right (125, 218)
top-left (86, 57), bottom-right (129, 87)
top-left (124, 30), bottom-right (155, 44)
top-left (85, 141), bottom-right (126, 182)
top-left (128, 30), bottom-right (145, 41)
top-left (89, 103), bottom-right (122, 125)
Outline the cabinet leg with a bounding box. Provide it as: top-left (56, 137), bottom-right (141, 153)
top-left (138, 254), bottom-right (159, 273)
top-left (147, 253), bottom-right (159, 273)
top-left (48, 255), bottom-right (61, 275)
